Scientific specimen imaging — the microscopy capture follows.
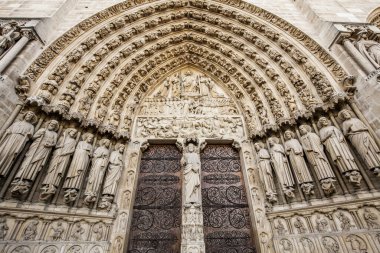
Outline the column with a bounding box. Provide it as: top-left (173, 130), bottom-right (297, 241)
top-left (0, 29), bottom-right (35, 74)
top-left (342, 38), bottom-right (376, 75)
top-left (179, 138), bottom-right (206, 253)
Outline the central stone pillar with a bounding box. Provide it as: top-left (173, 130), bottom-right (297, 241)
top-left (178, 137), bottom-right (206, 253)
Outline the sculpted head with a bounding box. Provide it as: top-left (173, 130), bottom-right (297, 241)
top-left (116, 143), bottom-right (125, 153)
top-left (299, 125), bottom-right (312, 135)
top-left (254, 142), bottom-right (264, 152)
top-left (83, 133), bottom-right (94, 143)
top-left (67, 128), bottom-right (78, 138)
top-left (317, 117), bottom-right (330, 128)
top-left (100, 138), bottom-right (111, 148)
top-left (338, 109), bottom-right (353, 121)
top-left (24, 111), bottom-right (36, 123)
top-left (47, 120), bottom-right (59, 131)
top-left (268, 137), bottom-right (279, 146)
top-left (188, 143), bottom-right (195, 153)
top-left (284, 130), bottom-right (295, 140)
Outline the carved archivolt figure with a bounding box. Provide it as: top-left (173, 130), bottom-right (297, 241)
top-left (84, 138), bottom-right (111, 205)
top-left (352, 28), bottom-right (380, 68)
top-left (11, 120), bottom-right (59, 195)
top-left (363, 208), bottom-right (380, 229)
top-left (254, 142), bottom-right (277, 203)
top-left (100, 144), bottom-right (125, 209)
top-left (284, 130), bottom-right (314, 196)
top-left (0, 111), bottom-right (36, 177)
top-left (268, 137), bottom-right (295, 198)
top-left (299, 124), bottom-right (336, 195)
top-left (337, 212), bottom-right (353, 231)
top-left (23, 221), bottom-right (39, 240)
top-left (274, 219), bottom-right (287, 235)
top-left (0, 217), bottom-right (8, 240)
top-left (40, 128), bottom-right (78, 200)
top-left (293, 217), bottom-right (306, 234)
top-left (182, 142), bottom-right (202, 205)
top-left (63, 133), bottom-right (94, 203)
top-left (318, 117), bottom-right (362, 187)
top-left (51, 222), bottom-right (64, 241)
top-left (339, 109), bottom-right (380, 176)
top-left (315, 214), bottom-right (329, 232)
top-left (71, 223), bottom-right (85, 241)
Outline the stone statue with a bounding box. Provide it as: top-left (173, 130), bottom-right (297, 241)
top-left (322, 237), bottom-right (339, 253)
top-left (40, 128), bottom-right (78, 200)
top-left (293, 217), bottom-right (306, 234)
top-left (299, 124), bottom-right (336, 195)
top-left (84, 138), bottom-right (111, 205)
top-left (93, 223), bottom-right (104, 240)
top-left (0, 111), bottom-right (36, 177)
top-left (318, 117), bottom-right (362, 187)
top-left (345, 234), bottom-right (367, 253)
top-left (315, 214), bottom-right (329, 232)
top-left (23, 221), bottom-right (39, 240)
top-left (99, 144), bottom-right (125, 210)
top-left (0, 21), bottom-right (21, 57)
top-left (339, 109), bottom-right (380, 176)
top-left (63, 133), bottom-right (94, 203)
top-left (182, 141), bottom-right (202, 204)
top-left (337, 212), bottom-right (353, 231)
top-left (284, 130), bottom-right (314, 196)
top-left (352, 28), bottom-right (380, 68)
top-left (363, 208), bottom-right (380, 229)
top-left (71, 223), bottom-right (85, 241)
top-left (11, 120), bottom-right (59, 195)
top-left (254, 142), bottom-right (277, 203)
top-left (268, 137), bottom-right (295, 198)
top-left (275, 219), bottom-right (287, 235)
top-left (51, 222), bottom-right (64, 241)
top-left (0, 217), bottom-right (8, 240)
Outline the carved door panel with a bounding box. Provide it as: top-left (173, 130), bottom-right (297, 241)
top-left (201, 145), bottom-right (256, 253)
top-left (127, 145), bottom-right (182, 253)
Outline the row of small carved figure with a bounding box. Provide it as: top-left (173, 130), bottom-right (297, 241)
top-left (253, 109), bottom-right (380, 203)
top-left (0, 217), bottom-right (108, 242)
top-left (272, 208), bottom-right (380, 236)
top-left (0, 111), bottom-right (126, 208)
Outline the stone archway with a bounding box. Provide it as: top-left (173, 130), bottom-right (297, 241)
top-left (0, 1), bottom-right (379, 253)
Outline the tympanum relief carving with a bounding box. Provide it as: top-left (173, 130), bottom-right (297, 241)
top-left (134, 69), bottom-right (245, 139)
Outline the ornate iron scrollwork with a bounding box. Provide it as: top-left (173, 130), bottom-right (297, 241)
top-left (201, 145), bottom-right (256, 253)
top-left (128, 145), bottom-right (182, 253)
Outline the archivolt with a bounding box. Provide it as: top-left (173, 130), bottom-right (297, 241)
top-left (20, 0), bottom-right (351, 139)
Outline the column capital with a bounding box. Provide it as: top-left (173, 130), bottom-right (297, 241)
top-left (20, 28), bottom-right (36, 40)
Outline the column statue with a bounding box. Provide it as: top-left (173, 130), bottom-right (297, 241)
top-left (284, 130), bottom-right (314, 196)
top-left (63, 133), bottom-right (94, 203)
top-left (318, 117), bottom-right (362, 187)
top-left (84, 138), bottom-right (111, 205)
top-left (0, 111), bottom-right (36, 177)
top-left (352, 28), bottom-right (380, 69)
top-left (11, 120), bottom-right (59, 195)
top-left (268, 137), bottom-right (295, 198)
top-left (40, 128), bottom-right (78, 200)
top-left (299, 125), bottom-right (336, 195)
top-left (99, 143), bottom-right (125, 210)
top-left (339, 109), bottom-right (380, 176)
top-left (182, 141), bottom-right (202, 205)
top-left (254, 142), bottom-right (277, 203)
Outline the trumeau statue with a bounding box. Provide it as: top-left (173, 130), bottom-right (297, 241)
top-left (254, 142), bottom-right (277, 203)
top-left (284, 130), bottom-right (314, 196)
top-left (352, 27), bottom-right (380, 68)
top-left (0, 111), bottom-right (36, 177)
top-left (182, 141), bottom-right (202, 205)
top-left (339, 109), bottom-right (380, 176)
top-left (268, 137), bottom-right (295, 198)
top-left (11, 120), bottom-right (59, 195)
top-left (299, 124), bottom-right (336, 195)
top-left (99, 143), bottom-right (125, 210)
top-left (84, 138), bottom-right (111, 205)
top-left (63, 133), bottom-right (94, 203)
top-left (318, 117), bottom-right (362, 187)
top-left (40, 128), bottom-right (78, 200)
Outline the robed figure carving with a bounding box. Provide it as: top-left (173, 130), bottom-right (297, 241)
top-left (318, 117), bottom-right (362, 187)
top-left (99, 144), bottom-right (125, 210)
top-left (63, 133), bottom-right (94, 203)
top-left (254, 142), bottom-right (277, 203)
top-left (339, 109), bottom-right (380, 177)
top-left (284, 130), bottom-right (314, 196)
top-left (0, 111), bottom-right (36, 177)
top-left (299, 125), bottom-right (336, 195)
top-left (352, 28), bottom-right (380, 69)
top-left (268, 137), bottom-right (295, 198)
top-left (84, 138), bottom-right (111, 205)
top-left (11, 120), bottom-right (59, 195)
top-left (40, 128), bottom-right (78, 200)
top-left (182, 141), bottom-right (202, 204)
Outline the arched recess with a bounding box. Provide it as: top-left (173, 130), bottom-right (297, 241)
top-left (15, 0), bottom-right (352, 140)
top-left (368, 7), bottom-right (380, 28)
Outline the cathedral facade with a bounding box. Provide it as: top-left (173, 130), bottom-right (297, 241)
top-left (0, 0), bottom-right (380, 252)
